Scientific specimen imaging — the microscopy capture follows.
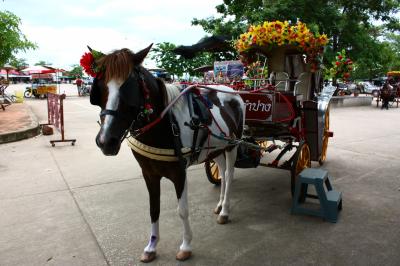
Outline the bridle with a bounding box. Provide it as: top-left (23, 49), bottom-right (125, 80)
top-left (97, 66), bottom-right (156, 144)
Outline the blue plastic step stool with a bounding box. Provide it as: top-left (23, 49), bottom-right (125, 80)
top-left (291, 168), bottom-right (342, 223)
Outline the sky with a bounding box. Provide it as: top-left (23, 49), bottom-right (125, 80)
top-left (1, 0), bottom-right (222, 70)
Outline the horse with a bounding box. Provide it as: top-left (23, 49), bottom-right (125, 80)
top-left (87, 44), bottom-right (245, 262)
top-left (380, 82), bottom-right (395, 109)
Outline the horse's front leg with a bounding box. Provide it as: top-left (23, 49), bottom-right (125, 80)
top-left (141, 175), bottom-right (161, 263)
top-left (212, 154), bottom-right (226, 217)
top-left (218, 147), bottom-right (237, 224)
top-left (174, 177), bottom-right (193, 261)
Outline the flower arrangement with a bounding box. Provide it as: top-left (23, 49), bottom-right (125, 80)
top-left (330, 49), bottom-right (353, 82)
top-left (243, 61), bottom-right (268, 88)
top-left (80, 49), bottom-right (103, 77)
top-left (245, 61), bottom-right (268, 79)
top-left (236, 20), bottom-right (329, 72)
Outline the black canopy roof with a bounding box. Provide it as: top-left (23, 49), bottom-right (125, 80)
top-left (172, 35), bottom-right (232, 59)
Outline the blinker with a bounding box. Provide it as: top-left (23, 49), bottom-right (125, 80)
top-left (90, 74), bottom-right (143, 108)
top-left (90, 78), bottom-right (102, 106)
top-left (119, 74), bottom-right (143, 107)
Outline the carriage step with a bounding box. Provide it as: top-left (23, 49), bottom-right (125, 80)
top-left (291, 168), bottom-right (342, 223)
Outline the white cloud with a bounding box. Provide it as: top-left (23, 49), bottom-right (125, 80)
top-left (6, 0), bottom-right (222, 69)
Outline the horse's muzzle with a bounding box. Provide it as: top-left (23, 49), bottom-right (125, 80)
top-left (95, 132), bottom-right (121, 156)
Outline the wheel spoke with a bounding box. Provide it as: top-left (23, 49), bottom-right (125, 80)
top-left (210, 161), bottom-right (220, 180)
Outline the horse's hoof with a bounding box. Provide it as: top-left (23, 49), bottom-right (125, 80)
top-left (140, 252), bottom-right (157, 263)
top-left (176, 250), bottom-right (192, 261)
top-left (217, 215), bottom-right (229, 224)
top-left (214, 205), bottom-right (222, 214)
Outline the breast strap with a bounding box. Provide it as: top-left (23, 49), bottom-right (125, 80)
top-left (127, 137), bottom-right (191, 162)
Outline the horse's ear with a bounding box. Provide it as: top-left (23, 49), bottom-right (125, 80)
top-left (133, 44), bottom-right (153, 64)
top-left (87, 46), bottom-right (105, 57)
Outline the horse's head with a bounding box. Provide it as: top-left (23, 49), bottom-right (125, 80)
top-left (89, 44), bottom-right (153, 155)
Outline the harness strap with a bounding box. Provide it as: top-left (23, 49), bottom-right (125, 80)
top-left (127, 137), bottom-right (191, 161)
top-left (168, 111), bottom-right (188, 177)
top-left (100, 109), bottom-right (119, 117)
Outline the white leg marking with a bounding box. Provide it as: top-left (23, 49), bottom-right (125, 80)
top-left (213, 154), bottom-right (226, 211)
top-left (144, 221), bottom-right (159, 253)
top-left (178, 179), bottom-right (192, 252)
top-left (100, 79), bottom-right (121, 142)
top-left (220, 147), bottom-right (237, 217)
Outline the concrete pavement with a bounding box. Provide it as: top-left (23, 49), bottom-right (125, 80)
top-left (0, 95), bottom-right (400, 265)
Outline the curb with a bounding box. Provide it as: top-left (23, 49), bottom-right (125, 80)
top-left (0, 105), bottom-right (41, 144)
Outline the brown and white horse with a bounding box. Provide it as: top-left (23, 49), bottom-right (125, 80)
top-left (89, 45), bottom-right (245, 262)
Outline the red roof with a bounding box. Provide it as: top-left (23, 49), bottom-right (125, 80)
top-left (0, 69), bottom-right (22, 75)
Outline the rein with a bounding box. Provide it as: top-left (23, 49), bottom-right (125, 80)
top-left (133, 83), bottom-right (285, 136)
top-left (99, 77), bottom-right (264, 144)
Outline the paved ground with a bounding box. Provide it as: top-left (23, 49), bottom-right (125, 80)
top-left (0, 103), bottom-right (37, 135)
top-left (0, 93), bottom-right (399, 265)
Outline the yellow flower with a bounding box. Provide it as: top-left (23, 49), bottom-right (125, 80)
top-left (236, 19), bottom-right (329, 69)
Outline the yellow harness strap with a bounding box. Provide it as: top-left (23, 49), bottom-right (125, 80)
top-left (127, 136), bottom-right (192, 162)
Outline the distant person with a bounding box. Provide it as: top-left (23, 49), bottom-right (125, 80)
top-left (76, 77), bottom-right (83, 96)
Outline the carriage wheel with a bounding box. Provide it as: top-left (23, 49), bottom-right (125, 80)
top-left (290, 142), bottom-right (311, 197)
top-left (319, 107), bottom-right (330, 165)
top-left (205, 160), bottom-right (221, 185)
top-left (24, 90), bottom-right (32, 98)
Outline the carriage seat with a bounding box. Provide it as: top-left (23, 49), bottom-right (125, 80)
top-left (294, 72), bottom-right (312, 100)
top-left (274, 72), bottom-right (289, 91)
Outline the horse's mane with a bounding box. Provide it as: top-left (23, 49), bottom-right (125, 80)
top-left (165, 83), bottom-right (185, 111)
top-left (97, 48), bottom-right (134, 84)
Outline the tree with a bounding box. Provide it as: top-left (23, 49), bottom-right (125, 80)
top-left (35, 60), bottom-right (52, 66)
top-left (0, 10), bottom-right (37, 67)
top-left (386, 32), bottom-right (400, 70)
top-left (7, 57), bottom-right (28, 70)
top-left (68, 64), bottom-right (83, 78)
top-left (192, 0), bottom-right (400, 79)
top-left (150, 42), bottom-right (215, 78)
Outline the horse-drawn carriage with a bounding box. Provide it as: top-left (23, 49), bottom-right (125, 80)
top-left (376, 71), bottom-right (400, 108)
top-left (199, 21), bottom-right (334, 196)
top-left (83, 20), bottom-right (336, 262)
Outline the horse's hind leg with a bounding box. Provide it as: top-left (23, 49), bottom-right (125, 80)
top-left (174, 177), bottom-right (193, 261)
top-left (141, 175), bottom-right (161, 263)
top-left (217, 147), bottom-right (237, 224)
top-left (213, 154), bottom-right (226, 215)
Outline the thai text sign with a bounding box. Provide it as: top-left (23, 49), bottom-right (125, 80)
top-left (241, 93), bottom-right (273, 122)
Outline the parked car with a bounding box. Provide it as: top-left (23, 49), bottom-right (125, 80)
top-left (333, 82), bottom-right (355, 96)
top-left (357, 81), bottom-right (380, 97)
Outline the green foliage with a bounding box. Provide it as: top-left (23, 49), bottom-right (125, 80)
top-left (7, 57), bottom-right (28, 70)
top-left (150, 42), bottom-right (215, 78)
top-left (34, 60), bottom-right (52, 66)
top-left (0, 11), bottom-right (37, 67)
top-left (69, 64), bottom-right (83, 78)
top-left (385, 32), bottom-right (400, 70)
top-left (192, 0), bottom-right (400, 80)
